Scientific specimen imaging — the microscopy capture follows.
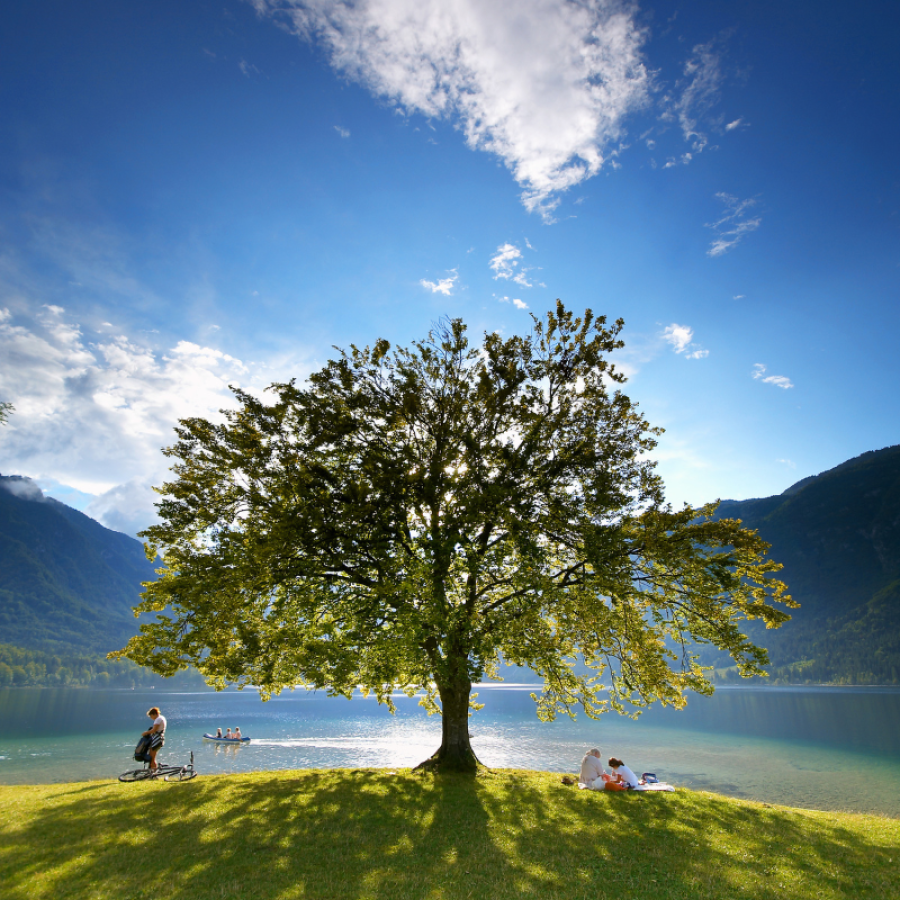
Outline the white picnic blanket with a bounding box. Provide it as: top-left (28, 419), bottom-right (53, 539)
top-left (578, 781), bottom-right (675, 792)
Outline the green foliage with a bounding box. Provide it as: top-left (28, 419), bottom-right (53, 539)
top-left (0, 401), bottom-right (12, 427)
top-left (119, 304), bottom-right (791, 768)
top-left (1, 770), bottom-right (897, 900)
top-left (710, 445), bottom-right (900, 684)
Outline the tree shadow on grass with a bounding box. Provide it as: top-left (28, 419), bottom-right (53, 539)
top-left (0, 771), bottom-right (897, 900)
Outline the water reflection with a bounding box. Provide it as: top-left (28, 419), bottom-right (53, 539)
top-left (211, 742), bottom-right (245, 759)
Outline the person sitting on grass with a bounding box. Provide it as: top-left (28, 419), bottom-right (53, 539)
top-left (606, 757), bottom-right (639, 791)
top-left (142, 707), bottom-right (166, 773)
top-left (580, 748), bottom-right (611, 788)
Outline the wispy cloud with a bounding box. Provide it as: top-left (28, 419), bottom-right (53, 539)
top-left (490, 244), bottom-right (522, 279)
top-left (776, 458), bottom-right (797, 468)
top-left (725, 117), bottom-right (744, 131)
top-left (420, 270), bottom-right (458, 295)
top-left (512, 271), bottom-right (533, 288)
top-left (250, 0), bottom-right (649, 218)
top-left (670, 36), bottom-right (730, 154)
top-left (490, 242), bottom-right (540, 286)
top-left (334, 125), bottom-right (350, 138)
top-left (752, 363), bottom-right (793, 389)
top-left (239, 58), bottom-right (261, 77)
top-left (662, 323), bottom-right (708, 359)
top-left (707, 192), bottom-right (761, 256)
top-left (513, 298), bottom-right (528, 310)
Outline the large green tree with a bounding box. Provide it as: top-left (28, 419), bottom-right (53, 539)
top-left (117, 304), bottom-right (793, 770)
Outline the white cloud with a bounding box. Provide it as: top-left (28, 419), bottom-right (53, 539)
top-left (662, 323), bottom-right (693, 353)
top-left (512, 271), bottom-right (533, 288)
top-left (707, 192), bottom-right (761, 257)
top-left (334, 125), bottom-right (350, 138)
top-left (725, 117), bottom-right (744, 131)
top-left (513, 299), bottom-right (528, 310)
top-left (250, 0), bottom-right (649, 218)
top-left (0, 306), bottom-right (306, 536)
top-left (239, 59), bottom-right (261, 77)
top-left (420, 270), bottom-right (458, 295)
top-left (733, 294), bottom-right (745, 300)
top-left (662, 323), bottom-right (707, 359)
top-left (490, 242), bottom-right (539, 286)
top-left (776, 458), bottom-right (796, 468)
top-left (490, 243), bottom-right (523, 279)
top-left (752, 363), bottom-right (793, 389)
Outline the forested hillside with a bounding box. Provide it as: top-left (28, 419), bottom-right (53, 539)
top-left (710, 445), bottom-right (900, 684)
top-left (0, 474), bottom-right (155, 654)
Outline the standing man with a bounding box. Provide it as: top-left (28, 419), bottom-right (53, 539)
top-left (143, 707), bottom-right (166, 772)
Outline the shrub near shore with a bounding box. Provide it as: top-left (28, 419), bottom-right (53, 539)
top-left (1, 770), bottom-right (897, 900)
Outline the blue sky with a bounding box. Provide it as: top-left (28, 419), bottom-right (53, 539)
top-left (1, 0), bottom-right (898, 536)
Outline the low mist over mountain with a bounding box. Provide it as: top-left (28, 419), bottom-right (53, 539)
top-left (712, 445), bottom-right (900, 684)
top-left (0, 474), bottom-right (155, 654)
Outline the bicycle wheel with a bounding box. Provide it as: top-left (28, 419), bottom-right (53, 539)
top-left (118, 768), bottom-right (154, 782)
top-left (165, 767), bottom-right (198, 782)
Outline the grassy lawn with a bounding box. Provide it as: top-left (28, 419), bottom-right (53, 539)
top-left (1, 769), bottom-right (897, 900)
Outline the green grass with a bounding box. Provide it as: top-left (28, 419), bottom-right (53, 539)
top-left (1, 769), bottom-right (898, 900)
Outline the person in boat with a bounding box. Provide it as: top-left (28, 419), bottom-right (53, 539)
top-left (580, 748), bottom-right (611, 788)
top-left (606, 757), bottom-right (640, 791)
top-left (225, 728), bottom-right (233, 739)
top-left (233, 727), bottom-right (242, 740)
top-left (142, 707), bottom-right (166, 772)
top-left (215, 728), bottom-right (223, 738)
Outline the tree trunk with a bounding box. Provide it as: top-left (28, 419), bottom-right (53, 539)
top-left (414, 667), bottom-right (481, 773)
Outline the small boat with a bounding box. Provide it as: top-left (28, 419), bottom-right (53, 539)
top-left (202, 733), bottom-right (251, 743)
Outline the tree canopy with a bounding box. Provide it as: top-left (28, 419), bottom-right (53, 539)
top-left (117, 303), bottom-right (793, 770)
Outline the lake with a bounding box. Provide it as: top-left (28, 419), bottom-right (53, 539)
top-left (2, 684), bottom-right (899, 818)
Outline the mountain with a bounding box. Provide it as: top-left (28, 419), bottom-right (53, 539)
top-left (710, 445), bottom-right (900, 684)
top-left (0, 474), bottom-right (156, 654)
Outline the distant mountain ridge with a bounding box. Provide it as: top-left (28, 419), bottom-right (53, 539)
top-left (0, 474), bottom-right (155, 654)
top-left (712, 444), bottom-right (900, 683)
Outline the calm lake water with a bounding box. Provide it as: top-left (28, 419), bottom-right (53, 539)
top-left (2, 684), bottom-right (899, 818)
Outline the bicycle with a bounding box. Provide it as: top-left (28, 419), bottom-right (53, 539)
top-left (118, 750), bottom-right (198, 783)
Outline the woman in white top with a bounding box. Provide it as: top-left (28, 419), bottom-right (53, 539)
top-left (606, 757), bottom-right (639, 791)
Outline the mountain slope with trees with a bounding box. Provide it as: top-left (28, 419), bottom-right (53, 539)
top-left (0, 474), bottom-right (155, 654)
top-left (711, 445), bottom-right (900, 684)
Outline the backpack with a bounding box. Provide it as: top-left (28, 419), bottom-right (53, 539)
top-left (134, 735), bottom-right (152, 763)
